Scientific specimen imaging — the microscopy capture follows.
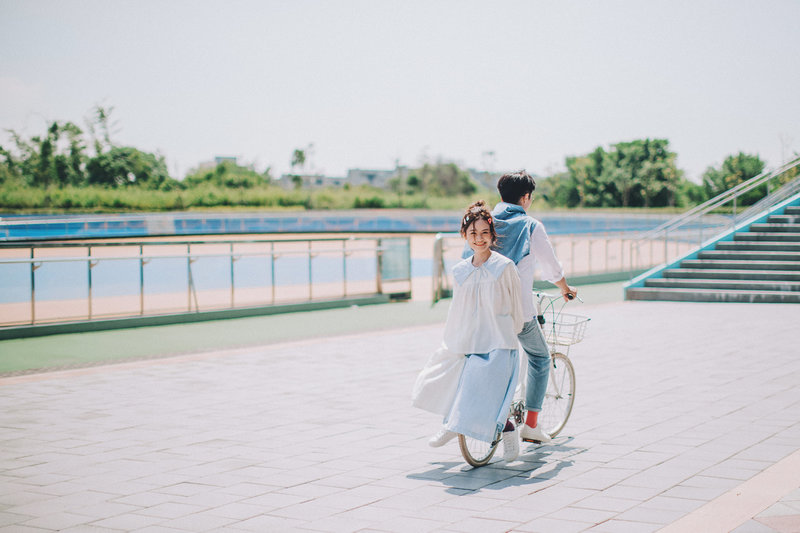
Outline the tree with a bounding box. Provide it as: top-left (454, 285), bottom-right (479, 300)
top-left (184, 161), bottom-right (271, 189)
top-left (702, 152), bottom-right (766, 205)
top-left (2, 121), bottom-right (88, 187)
top-left (414, 161), bottom-right (477, 196)
top-left (86, 146), bottom-right (171, 188)
top-left (291, 148), bottom-right (306, 171)
top-left (85, 104), bottom-right (119, 155)
top-left (553, 139), bottom-right (682, 208)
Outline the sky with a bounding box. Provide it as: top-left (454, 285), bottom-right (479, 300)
top-left (1, 0), bottom-right (799, 183)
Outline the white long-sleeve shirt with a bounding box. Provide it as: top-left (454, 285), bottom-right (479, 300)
top-left (516, 221), bottom-right (565, 321)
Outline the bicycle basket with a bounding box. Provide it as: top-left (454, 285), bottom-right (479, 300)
top-left (544, 313), bottom-right (590, 346)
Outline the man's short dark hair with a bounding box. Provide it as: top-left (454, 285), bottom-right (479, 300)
top-left (497, 170), bottom-right (536, 204)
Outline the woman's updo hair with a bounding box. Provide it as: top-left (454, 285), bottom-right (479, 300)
top-left (460, 200), bottom-right (497, 245)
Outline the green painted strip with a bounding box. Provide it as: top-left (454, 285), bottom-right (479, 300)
top-left (0, 295), bottom-right (391, 341)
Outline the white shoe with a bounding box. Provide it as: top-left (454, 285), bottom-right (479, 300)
top-left (520, 424), bottom-right (552, 444)
top-left (502, 427), bottom-right (520, 461)
top-left (428, 428), bottom-right (457, 447)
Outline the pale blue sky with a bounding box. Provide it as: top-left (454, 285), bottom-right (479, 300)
top-left (1, 0), bottom-right (799, 182)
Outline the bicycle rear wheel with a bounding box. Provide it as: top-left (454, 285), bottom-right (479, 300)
top-left (458, 432), bottom-right (500, 467)
top-left (539, 352), bottom-right (575, 437)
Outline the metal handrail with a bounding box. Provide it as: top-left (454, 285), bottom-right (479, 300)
top-left (0, 236), bottom-right (412, 328)
top-left (630, 156), bottom-right (800, 271)
top-left (636, 155), bottom-right (800, 241)
top-left (0, 246), bottom-right (394, 265)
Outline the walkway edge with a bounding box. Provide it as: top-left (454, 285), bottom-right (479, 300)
top-left (659, 447), bottom-right (800, 533)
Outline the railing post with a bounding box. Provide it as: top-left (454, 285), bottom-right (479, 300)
top-left (187, 243), bottom-right (192, 312)
top-left (376, 238), bottom-right (383, 294)
top-left (308, 240), bottom-right (313, 301)
top-left (570, 240), bottom-right (576, 274)
top-left (342, 240), bottom-right (348, 298)
top-left (587, 237), bottom-right (592, 275)
top-left (230, 242), bottom-right (235, 308)
top-left (87, 245), bottom-right (93, 320)
top-left (30, 247), bottom-right (35, 325)
top-left (270, 242), bottom-right (276, 304)
top-left (139, 244), bottom-right (144, 315)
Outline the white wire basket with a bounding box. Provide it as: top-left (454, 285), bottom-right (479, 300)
top-left (544, 313), bottom-right (591, 346)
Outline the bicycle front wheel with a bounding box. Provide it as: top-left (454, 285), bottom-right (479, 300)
top-left (458, 432), bottom-right (499, 467)
top-left (539, 352), bottom-right (575, 437)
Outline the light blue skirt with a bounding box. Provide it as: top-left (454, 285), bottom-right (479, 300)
top-left (443, 348), bottom-right (519, 442)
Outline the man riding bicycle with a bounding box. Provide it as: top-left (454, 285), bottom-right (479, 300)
top-left (488, 171), bottom-right (578, 456)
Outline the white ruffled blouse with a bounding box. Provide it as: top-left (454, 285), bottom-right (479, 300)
top-left (442, 251), bottom-right (525, 354)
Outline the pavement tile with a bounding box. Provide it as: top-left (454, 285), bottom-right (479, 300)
top-left (584, 519), bottom-right (662, 532)
top-left (515, 516), bottom-right (594, 533)
top-left (756, 502), bottom-right (800, 518)
top-left (267, 500), bottom-right (342, 521)
top-left (731, 519), bottom-right (782, 533)
top-left (0, 512), bottom-right (35, 528)
top-left (0, 526), bottom-right (56, 533)
top-left (134, 501), bottom-right (206, 519)
top-left (23, 512), bottom-right (95, 530)
top-left (443, 516), bottom-right (520, 532)
top-left (754, 514), bottom-right (800, 531)
top-left (436, 493), bottom-right (506, 511)
top-left (298, 513), bottom-right (378, 532)
top-left (200, 502), bottom-right (264, 520)
top-left (369, 514), bottom-right (448, 533)
top-left (572, 494), bottom-right (639, 513)
top-left (225, 513), bottom-right (306, 531)
top-left (545, 505), bottom-right (617, 524)
top-left (57, 526), bottom-right (127, 533)
top-left (615, 505), bottom-right (689, 525)
top-left (89, 512), bottom-right (165, 530)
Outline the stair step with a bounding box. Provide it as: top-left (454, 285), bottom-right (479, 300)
top-left (662, 268), bottom-right (800, 281)
top-left (749, 223), bottom-right (800, 233)
top-left (768, 214), bottom-right (800, 224)
top-left (785, 206), bottom-right (800, 215)
top-left (680, 259), bottom-right (800, 271)
top-left (625, 287), bottom-right (800, 303)
top-left (698, 250), bottom-right (800, 261)
top-left (716, 241), bottom-right (800, 252)
top-left (734, 232), bottom-right (800, 242)
top-left (645, 278), bottom-right (800, 291)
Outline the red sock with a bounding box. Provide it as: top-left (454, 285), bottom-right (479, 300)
top-left (525, 411), bottom-right (539, 428)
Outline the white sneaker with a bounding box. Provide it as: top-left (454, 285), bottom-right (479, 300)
top-left (428, 428), bottom-right (457, 447)
top-left (502, 427), bottom-right (520, 461)
top-left (520, 424), bottom-right (552, 444)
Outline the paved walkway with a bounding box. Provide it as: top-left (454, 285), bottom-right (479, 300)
top-left (1, 300), bottom-right (799, 532)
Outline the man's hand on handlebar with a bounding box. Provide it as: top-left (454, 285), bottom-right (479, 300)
top-left (562, 285), bottom-right (578, 302)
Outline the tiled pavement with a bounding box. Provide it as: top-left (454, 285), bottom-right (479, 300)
top-left (1, 300), bottom-right (799, 532)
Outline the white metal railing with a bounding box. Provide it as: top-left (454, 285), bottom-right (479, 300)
top-left (630, 156), bottom-right (800, 271)
top-left (0, 236), bottom-right (411, 328)
top-left (432, 231), bottom-right (649, 303)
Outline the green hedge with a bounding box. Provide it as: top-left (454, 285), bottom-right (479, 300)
top-left (0, 184), bottom-right (495, 213)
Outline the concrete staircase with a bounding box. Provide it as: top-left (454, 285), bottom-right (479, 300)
top-left (626, 204), bottom-right (800, 303)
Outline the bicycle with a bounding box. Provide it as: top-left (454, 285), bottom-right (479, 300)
top-left (458, 291), bottom-right (590, 467)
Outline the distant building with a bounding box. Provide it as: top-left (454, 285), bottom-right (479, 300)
top-left (347, 167), bottom-right (410, 188)
top-left (278, 173), bottom-right (346, 190)
top-left (195, 156), bottom-right (239, 172)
